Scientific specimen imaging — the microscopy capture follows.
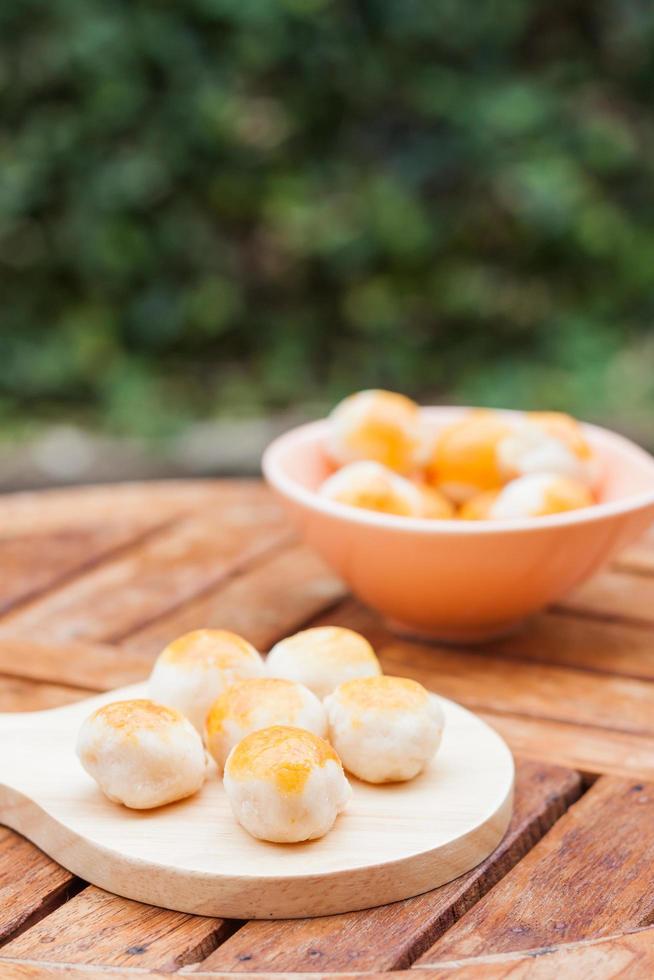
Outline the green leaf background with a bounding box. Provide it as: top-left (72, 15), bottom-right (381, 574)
top-left (1, 0), bottom-right (653, 439)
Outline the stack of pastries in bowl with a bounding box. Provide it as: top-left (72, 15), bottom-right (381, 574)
top-left (320, 389), bottom-right (598, 520)
top-left (77, 627), bottom-right (444, 843)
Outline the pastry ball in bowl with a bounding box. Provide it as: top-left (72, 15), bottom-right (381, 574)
top-left (320, 461), bottom-right (423, 517)
top-left (325, 676), bottom-right (444, 783)
top-left (224, 726), bottom-right (351, 842)
top-left (426, 410), bottom-right (512, 504)
top-left (77, 699), bottom-right (206, 809)
top-left (320, 462), bottom-right (454, 520)
top-left (149, 629), bottom-right (265, 732)
top-left (205, 678), bottom-right (327, 771)
top-left (461, 473), bottom-right (594, 521)
top-left (498, 412), bottom-right (597, 487)
top-left (327, 389), bottom-right (421, 473)
top-left (417, 483), bottom-right (456, 519)
top-left (267, 626), bottom-right (381, 700)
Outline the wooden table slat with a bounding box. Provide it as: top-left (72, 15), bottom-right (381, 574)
top-left (0, 829), bottom-right (80, 947)
top-left (560, 568), bottom-right (654, 626)
top-left (0, 480), bottom-right (255, 535)
top-left (0, 638), bottom-right (154, 692)
top-left (482, 610), bottom-right (654, 682)
top-left (417, 776), bottom-right (654, 963)
top-left (0, 503), bottom-right (288, 645)
top-left (0, 886), bottom-right (234, 972)
top-left (410, 927), bottom-right (654, 978)
top-left (0, 524), bottom-right (169, 618)
top-left (124, 544), bottom-right (347, 657)
top-left (0, 676), bottom-right (88, 713)
top-left (479, 710), bottom-right (654, 781)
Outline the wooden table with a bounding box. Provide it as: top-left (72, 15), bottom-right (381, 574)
top-left (1, 480), bottom-right (654, 980)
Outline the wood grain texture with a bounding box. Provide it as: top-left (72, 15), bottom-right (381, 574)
top-left (614, 530), bottom-right (654, 574)
top-left (479, 711), bottom-right (654, 781)
top-left (418, 776), bottom-right (654, 962)
top-left (0, 963), bottom-right (172, 980)
top-left (1, 886), bottom-right (232, 971)
top-left (412, 928), bottom-right (654, 979)
top-left (0, 638), bottom-right (153, 692)
top-left (194, 761), bottom-right (580, 973)
top-left (124, 544), bottom-right (347, 657)
top-left (0, 524), bottom-right (168, 617)
top-left (0, 683), bottom-right (513, 920)
top-left (0, 500), bottom-right (288, 644)
top-left (0, 676), bottom-right (85, 712)
top-left (0, 828), bottom-right (79, 946)
top-left (0, 480), bottom-right (243, 534)
top-left (560, 568), bottom-right (654, 626)
top-left (484, 611), bottom-right (654, 681)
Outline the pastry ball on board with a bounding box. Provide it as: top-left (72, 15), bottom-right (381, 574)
top-left (224, 726), bottom-right (351, 842)
top-left (498, 413), bottom-right (596, 486)
top-left (267, 626), bottom-right (382, 700)
top-left (205, 678), bottom-right (327, 771)
top-left (320, 461), bottom-right (424, 517)
top-left (485, 472), bottom-right (593, 519)
top-left (427, 411), bottom-right (513, 503)
top-left (149, 629), bottom-right (265, 731)
top-left (77, 699), bottom-right (206, 809)
top-left (327, 389), bottom-right (421, 473)
top-left (325, 676), bottom-right (444, 783)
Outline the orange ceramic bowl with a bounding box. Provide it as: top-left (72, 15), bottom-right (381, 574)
top-left (262, 408), bottom-right (654, 643)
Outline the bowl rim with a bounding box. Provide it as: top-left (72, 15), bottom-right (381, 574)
top-left (262, 407), bottom-right (654, 537)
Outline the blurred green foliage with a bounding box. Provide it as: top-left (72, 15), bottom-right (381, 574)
top-left (1, 0), bottom-right (654, 438)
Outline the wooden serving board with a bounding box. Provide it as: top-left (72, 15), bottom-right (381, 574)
top-left (0, 683), bottom-right (514, 919)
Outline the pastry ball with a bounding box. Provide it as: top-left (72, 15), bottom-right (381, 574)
top-left (76, 699), bottom-right (206, 809)
top-left (427, 411), bottom-right (513, 503)
top-left (149, 629), bottom-right (265, 731)
top-left (327, 389), bottom-right (421, 473)
top-left (498, 413), bottom-right (596, 486)
top-left (205, 678), bottom-right (327, 771)
top-left (459, 491), bottom-right (499, 520)
top-left (320, 461), bottom-right (424, 517)
top-left (488, 472), bottom-right (594, 519)
top-left (415, 483), bottom-right (456, 519)
top-left (267, 626), bottom-right (382, 700)
top-left (325, 675), bottom-right (444, 783)
top-left (224, 726), bottom-right (351, 842)
top-left (530, 411), bottom-right (593, 461)
top-left (462, 473), bottom-right (594, 520)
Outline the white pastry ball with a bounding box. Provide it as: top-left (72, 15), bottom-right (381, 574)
top-left (327, 389), bottom-right (421, 473)
top-left (205, 677), bottom-right (327, 772)
top-left (224, 726), bottom-right (351, 842)
top-left (76, 699), bottom-right (206, 809)
top-left (426, 410), bottom-right (513, 503)
top-left (488, 472), bottom-right (594, 520)
top-left (267, 626), bottom-right (382, 700)
top-left (320, 461), bottom-right (424, 517)
top-left (498, 416), bottom-right (596, 487)
top-left (149, 629), bottom-right (265, 732)
top-left (325, 676), bottom-right (444, 783)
